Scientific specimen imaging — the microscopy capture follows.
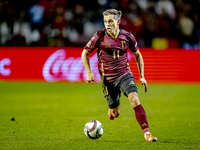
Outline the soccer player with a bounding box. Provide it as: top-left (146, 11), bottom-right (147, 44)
top-left (81, 9), bottom-right (157, 142)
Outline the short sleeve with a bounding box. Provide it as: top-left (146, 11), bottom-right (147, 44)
top-left (128, 33), bottom-right (139, 52)
top-left (84, 32), bottom-right (101, 53)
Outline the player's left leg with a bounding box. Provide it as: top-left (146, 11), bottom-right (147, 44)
top-left (128, 92), bottom-right (149, 133)
top-left (128, 92), bottom-right (157, 142)
top-left (118, 73), bottom-right (157, 142)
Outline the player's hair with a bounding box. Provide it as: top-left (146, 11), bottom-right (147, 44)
top-left (103, 9), bottom-right (122, 20)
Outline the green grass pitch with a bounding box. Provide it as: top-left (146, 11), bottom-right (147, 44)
top-left (0, 82), bottom-right (200, 150)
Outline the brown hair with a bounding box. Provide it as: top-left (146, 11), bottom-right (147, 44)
top-left (103, 9), bottom-right (122, 20)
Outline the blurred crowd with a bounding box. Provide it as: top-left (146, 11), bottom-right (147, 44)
top-left (0, 0), bottom-right (200, 49)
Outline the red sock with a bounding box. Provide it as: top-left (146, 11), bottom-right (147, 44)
top-left (134, 104), bottom-right (150, 133)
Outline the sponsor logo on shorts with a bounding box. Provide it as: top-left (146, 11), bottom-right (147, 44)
top-left (129, 81), bottom-right (135, 85)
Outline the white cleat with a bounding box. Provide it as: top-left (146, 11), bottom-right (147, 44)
top-left (144, 132), bottom-right (157, 142)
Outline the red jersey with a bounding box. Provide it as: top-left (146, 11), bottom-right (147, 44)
top-left (84, 28), bottom-right (139, 83)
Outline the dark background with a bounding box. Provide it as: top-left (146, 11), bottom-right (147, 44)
top-left (0, 0), bottom-right (199, 49)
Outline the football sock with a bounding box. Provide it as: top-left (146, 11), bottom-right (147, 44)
top-left (133, 104), bottom-right (150, 133)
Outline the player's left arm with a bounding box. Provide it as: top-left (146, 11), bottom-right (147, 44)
top-left (133, 50), bottom-right (147, 93)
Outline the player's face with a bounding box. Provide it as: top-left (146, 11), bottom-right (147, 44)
top-left (104, 14), bottom-right (120, 35)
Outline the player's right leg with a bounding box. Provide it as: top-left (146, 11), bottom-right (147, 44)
top-left (102, 82), bottom-right (121, 120)
top-left (108, 105), bottom-right (120, 119)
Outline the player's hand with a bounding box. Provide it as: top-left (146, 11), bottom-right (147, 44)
top-left (139, 77), bottom-right (147, 93)
top-left (87, 72), bottom-right (94, 84)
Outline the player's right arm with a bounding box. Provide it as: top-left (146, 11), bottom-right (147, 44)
top-left (81, 49), bottom-right (94, 84)
top-left (82, 29), bottom-right (105, 84)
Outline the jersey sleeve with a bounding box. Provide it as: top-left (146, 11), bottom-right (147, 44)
top-left (84, 31), bottom-right (101, 53)
top-left (128, 33), bottom-right (139, 52)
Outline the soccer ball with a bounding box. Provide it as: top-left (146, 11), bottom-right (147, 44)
top-left (84, 120), bottom-right (103, 139)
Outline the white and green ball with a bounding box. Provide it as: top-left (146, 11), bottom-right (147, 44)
top-left (84, 120), bottom-right (103, 139)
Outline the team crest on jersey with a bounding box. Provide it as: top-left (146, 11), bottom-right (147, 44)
top-left (121, 41), bottom-right (126, 48)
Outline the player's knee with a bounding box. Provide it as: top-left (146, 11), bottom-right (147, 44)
top-left (128, 92), bottom-right (140, 108)
top-left (112, 110), bottom-right (120, 118)
top-left (111, 106), bottom-right (120, 118)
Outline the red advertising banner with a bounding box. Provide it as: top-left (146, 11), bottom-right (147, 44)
top-left (0, 47), bottom-right (200, 83)
top-left (131, 49), bottom-right (200, 83)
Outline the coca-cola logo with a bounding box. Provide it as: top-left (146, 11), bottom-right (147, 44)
top-left (0, 58), bottom-right (11, 76)
top-left (42, 49), bottom-right (100, 82)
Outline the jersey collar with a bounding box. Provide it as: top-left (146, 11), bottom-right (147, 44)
top-left (105, 29), bottom-right (122, 38)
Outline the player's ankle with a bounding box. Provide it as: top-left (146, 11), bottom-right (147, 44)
top-left (144, 132), bottom-right (150, 138)
top-left (143, 128), bottom-right (150, 134)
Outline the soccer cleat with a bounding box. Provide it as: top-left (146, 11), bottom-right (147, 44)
top-left (108, 110), bottom-right (114, 120)
top-left (144, 132), bottom-right (157, 142)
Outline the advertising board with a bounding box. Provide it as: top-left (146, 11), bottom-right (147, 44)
top-left (0, 47), bottom-right (200, 83)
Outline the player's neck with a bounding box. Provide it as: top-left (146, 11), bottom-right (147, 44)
top-left (109, 28), bottom-right (120, 38)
